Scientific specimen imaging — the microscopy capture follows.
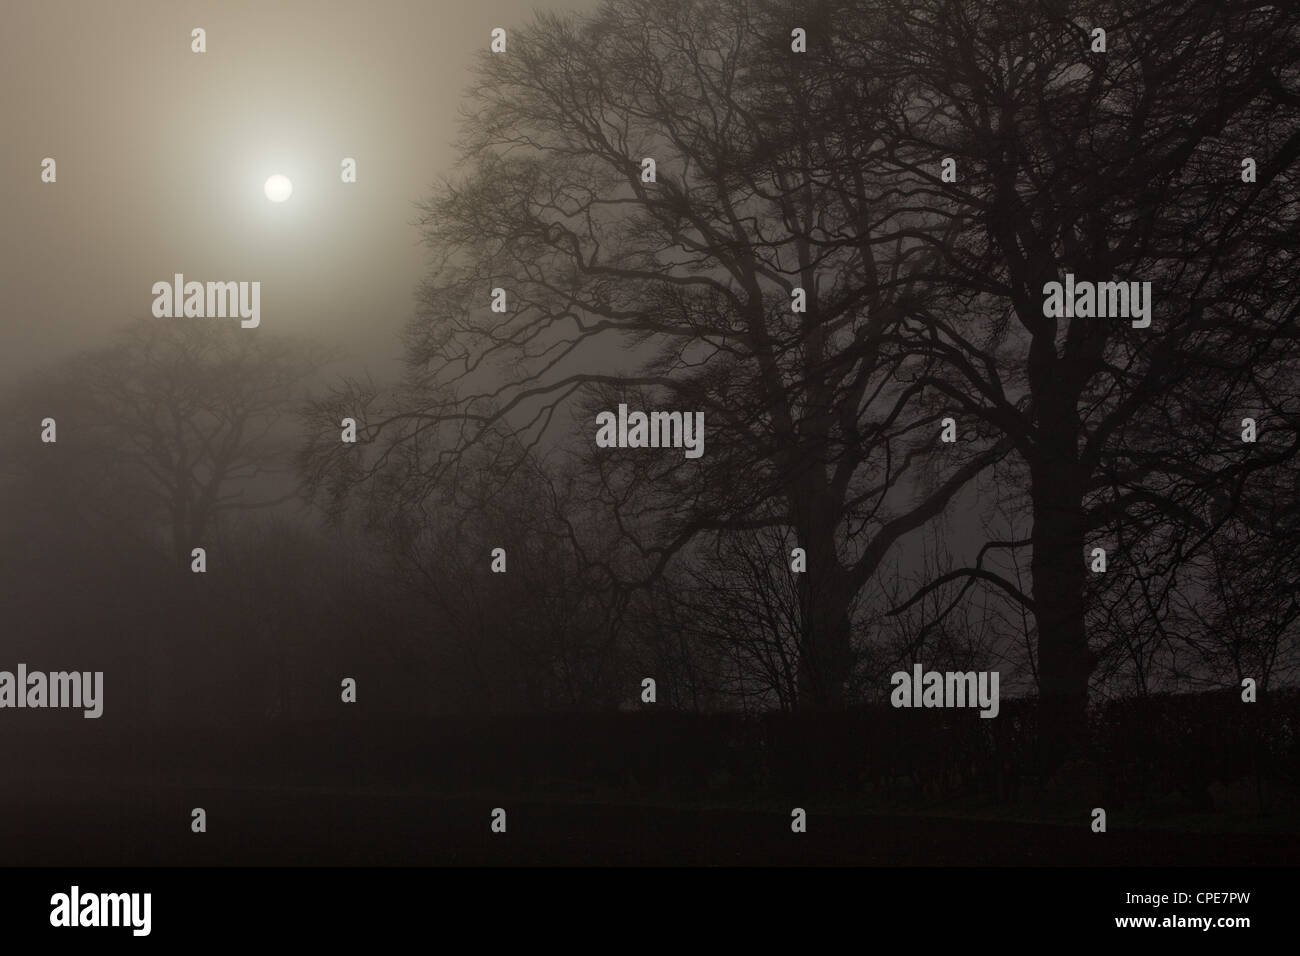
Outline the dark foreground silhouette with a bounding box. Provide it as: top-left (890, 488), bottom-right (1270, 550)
top-left (2, 698), bottom-right (1296, 866)
top-left (2, 781), bottom-right (1297, 866)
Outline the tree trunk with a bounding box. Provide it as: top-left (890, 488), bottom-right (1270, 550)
top-left (795, 592), bottom-right (854, 710)
top-left (1029, 450), bottom-right (1094, 773)
top-left (793, 506), bottom-right (854, 710)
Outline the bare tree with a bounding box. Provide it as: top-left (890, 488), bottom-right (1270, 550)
top-left (859, 0), bottom-right (1300, 760)
top-left (72, 318), bottom-right (331, 565)
top-left (303, 0), bottom-right (1005, 709)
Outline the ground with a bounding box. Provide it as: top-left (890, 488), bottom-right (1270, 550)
top-left (3, 778), bottom-right (1296, 866)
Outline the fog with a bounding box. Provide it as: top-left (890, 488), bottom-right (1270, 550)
top-left (0, 0), bottom-right (595, 380)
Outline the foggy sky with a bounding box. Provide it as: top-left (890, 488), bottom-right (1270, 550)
top-left (1, 0), bottom-right (594, 382)
top-left (0, 0), bottom-right (1013, 637)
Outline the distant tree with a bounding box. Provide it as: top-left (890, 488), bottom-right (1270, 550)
top-left (303, 406), bottom-right (634, 710)
top-left (67, 319), bottom-right (331, 565)
top-left (0, 320), bottom-right (330, 720)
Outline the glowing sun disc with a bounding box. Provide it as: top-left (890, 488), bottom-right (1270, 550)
top-left (264, 174), bottom-right (293, 202)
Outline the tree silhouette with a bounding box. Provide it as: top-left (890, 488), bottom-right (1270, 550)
top-left (859, 0), bottom-right (1300, 762)
top-left (67, 319), bottom-right (330, 565)
top-left (304, 0), bottom-right (1005, 709)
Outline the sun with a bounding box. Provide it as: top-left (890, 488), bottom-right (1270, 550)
top-left (264, 174), bottom-right (293, 203)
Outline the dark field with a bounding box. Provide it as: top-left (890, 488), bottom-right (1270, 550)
top-left (3, 703), bottom-right (1296, 866)
top-left (3, 783), bottom-right (1297, 866)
